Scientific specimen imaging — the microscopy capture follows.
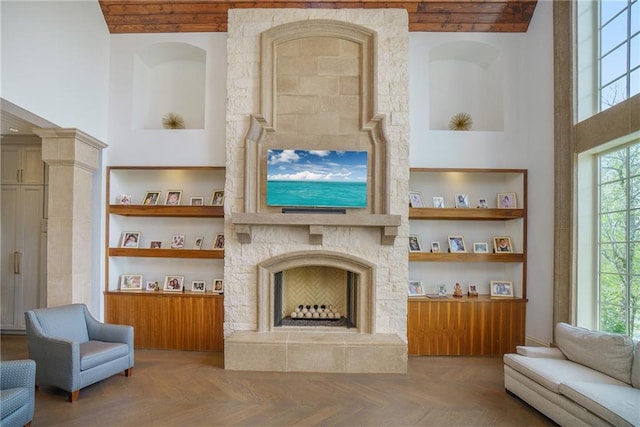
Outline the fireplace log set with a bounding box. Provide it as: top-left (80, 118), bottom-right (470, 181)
top-left (290, 304), bottom-right (341, 320)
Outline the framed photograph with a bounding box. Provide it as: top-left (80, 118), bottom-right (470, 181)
top-left (212, 233), bottom-right (225, 250)
top-left (477, 198), bottom-right (488, 208)
top-left (448, 235), bottom-right (467, 253)
top-left (431, 242), bottom-right (441, 253)
top-left (171, 234), bottom-right (185, 249)
top-left (190, 196), bottom-right (204, 206)
top-left (408, 191), bottom-right (424, 208)
top-left (150, 241), bottom-right (162, 249)
top-left (193, 236), bottom-right (204, 250)
top-left (165, 190), bottom-right (183, 205)
top-left (120, 274), bottom-right (142, 291)
top-left (408, 280), bottom-right (425, 297)
top-left (120, 231), bottom-right (140, 248)
top-left (490, 280), bottom-right (514, 298)
top-left (432, 196), bottom-right (445, 208)
top-left (468, 284), bottom-right (479, 297)
top-left (493, 236), bottom-right (513, 253)
top-left (455, 194), bottom-right (469, 208)
top-left (163, 275), bottom-right (184, 292)
top-left (119, 194), bottom-right (132, 205)
top-left (438, 284), bottom-right (447, 296)
top-left (408, 235), bottom-right (422, 252)
top-left (145, 281), bottom-right (159, 291)
top-left (143, 191), bottom-right (161, 205)
top-left (473, 242), bottom-right (489, 253)
top-left (212, 279), bottom-right (224, 294)
top-left (191, 280), bottom-right (206, 293)
top-left (497, 192), bottom-right (517, 208)
top-left (211, 190), bottom-right (225, 206)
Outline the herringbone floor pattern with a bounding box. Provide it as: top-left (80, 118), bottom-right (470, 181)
top-left (1, 335), bottom-right (555, 427)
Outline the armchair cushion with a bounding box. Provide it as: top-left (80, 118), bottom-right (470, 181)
top-left (80, 341), bottom-right (129, 371)
top-left (0, 388), bottom-right (31, 419)
top-left (0, 359), bottom-right (36, 426)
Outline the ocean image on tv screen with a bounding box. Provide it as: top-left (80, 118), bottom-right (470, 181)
top-left (267, 149), bottom-right (368, 208)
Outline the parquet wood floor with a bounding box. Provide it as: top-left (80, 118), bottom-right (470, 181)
top-left (1, 335), bottom-right (555, 426)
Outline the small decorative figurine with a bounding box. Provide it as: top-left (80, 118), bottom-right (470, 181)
top-left (453, 282), bottom-right (464, 298)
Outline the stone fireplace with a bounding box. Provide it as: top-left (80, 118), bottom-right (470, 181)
top-left (224, 9), bottom-right (409, 373)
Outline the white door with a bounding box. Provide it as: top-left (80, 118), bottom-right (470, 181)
top-left (1, 143), bottom-right (45, 330)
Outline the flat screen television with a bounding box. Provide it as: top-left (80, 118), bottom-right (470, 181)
top-left (266, 149), bottom-right (368, 208)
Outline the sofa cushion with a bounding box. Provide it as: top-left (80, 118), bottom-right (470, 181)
top-left (0, 387), bottom-right (30, 418)
top-left (632, 340), bottom-right (640, 388)
top-left (555, 322), bottom-right (634, 384)
top-left (559, 381), bottom-right (640, 427)
top-left (504, 353), bottom-right (626, 394)
top-left (80, 341), bottom-right (129, 371)
top-left (33, 304), bottom-right (89, 343)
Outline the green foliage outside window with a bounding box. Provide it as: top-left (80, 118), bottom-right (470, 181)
top-left (598, 143), bottom-right (640, 339)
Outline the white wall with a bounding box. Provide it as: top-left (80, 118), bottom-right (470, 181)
top-left (409, 0), bottom-right (554, 344)
top-left (0, 1), bottom-right (111, 141)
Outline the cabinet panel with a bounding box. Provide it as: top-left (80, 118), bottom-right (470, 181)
top-left (104, 292), bottom-right (224, 351)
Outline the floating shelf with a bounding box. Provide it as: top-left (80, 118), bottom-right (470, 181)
top-left (109, 248), bottom-right (224, 259)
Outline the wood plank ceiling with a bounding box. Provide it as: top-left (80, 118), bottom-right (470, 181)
top-left (99, 0), bottom-right (538, 33)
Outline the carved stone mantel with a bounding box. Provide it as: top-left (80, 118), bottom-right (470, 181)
top-left (231, 212), bottom-right (401, 245)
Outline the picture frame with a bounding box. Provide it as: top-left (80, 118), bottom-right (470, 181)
top-left (438, 284), bottom-right (447, 296)
top-left (165, 190), bottom-right (183, 205)
top-left (431, 242), bottom-right (441, 253)
top-left (408, 280), bottom-right (425, 297)
top-left (212, 279), bottom-right (224, 294)
top-left (497, 192), bottom-right (517, 208)
top-left (432, 196), bottom-right (445, 208)
top-left (150, 241), bottom-right (162, 249)
top-left (118, 194), bottom-right (132, 205)
top-left (171, 234), bottom-right (185, 249)
top-left (455, 194), bottom-right (469, 208)
top-left (408, 191), bottom-right (424, 208)
top-left (490, 280), bottom-right (514, 298)
top-left (193, 236), bottom-right (204, 250)
top-left (468, 284), bottom-right (479, 297)
top-left (191, 280), bottom-right (206, 293)
top-left (211, 190), bottom-right (225, 206)
top-left (190, 196), bottom-right (204, 206)
top-left (408, 235), bottom-right (422, 252)
top-left (143, 191), bottom-right (161, 205)
top-left (145, 281), bottom-right (159, 291)
top-left (477, 198), bottom-right (488, 208)
top-left (493, 236), bottom-right (513, 253)
top-left (120, 231), bottom-right (140, 248)
top-left (448, 235), bottom-right (467, 253)
top-left (212, 233), bottom-right (225, 250)
top-left (163, 275), bottom-right (184, 292)
top-left (473, 242), bottom-right (489, 253)
top-left (120, 274), bottom-right (143, 291)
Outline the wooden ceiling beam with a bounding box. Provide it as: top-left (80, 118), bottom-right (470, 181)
top-left (99, 0), bottom-right (537, 33)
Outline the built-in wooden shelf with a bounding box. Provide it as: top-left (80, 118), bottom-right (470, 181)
top-left (409, 207), bottom-right (524, 220)
top-left (109, 248), bottom-right (224, 259)
top-left (105, 290), bottom-right (223, 297)
top-left (408, 294), bottom-right (526, 302)
top-left (409, 252), bottom-right (524, 262)
top-left (109, 205), bottom-right (223, 218)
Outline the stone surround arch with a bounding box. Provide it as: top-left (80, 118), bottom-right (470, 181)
top-left (257, 250), bottom-right (374, 333)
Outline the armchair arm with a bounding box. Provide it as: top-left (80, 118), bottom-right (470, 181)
top-left (83, 305), bottom-right (134, 367)
top-left (0, 359), bottom-right (36, 390)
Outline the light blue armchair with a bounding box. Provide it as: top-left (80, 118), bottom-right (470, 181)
top-left (0, 359), bottom-right (36, 427)
top-left (24, 303), bottom-right (134, 402)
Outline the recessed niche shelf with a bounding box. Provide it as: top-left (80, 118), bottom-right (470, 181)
top-left (132, 42), bottom-right (206, 130)
top-left (428, 41), bottom-right (504, 132)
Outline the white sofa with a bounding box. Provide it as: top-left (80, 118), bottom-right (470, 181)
top-left (504, 322), bottom-right (639, 426)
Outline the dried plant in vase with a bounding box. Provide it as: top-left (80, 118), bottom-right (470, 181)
top-left (162, 112), bottom-right (185, 129)
top-left (448, 112), bottom-right (473, 131)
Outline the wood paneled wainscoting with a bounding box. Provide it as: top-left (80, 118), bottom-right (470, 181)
top-left (407, 296), bottom-right (526, 356)
top-left (105, 292), bottom-right (224, 351)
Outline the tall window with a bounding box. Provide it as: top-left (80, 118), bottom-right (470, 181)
top-left (598, 142), bottom-right (640, 339)
top-left (599, 0), bottom-right (639, 110)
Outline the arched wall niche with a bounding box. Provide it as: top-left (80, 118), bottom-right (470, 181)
top-left (428, 41), bottom-right (504, 131)
top-left (132, 42), bottom-right (206, 130)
